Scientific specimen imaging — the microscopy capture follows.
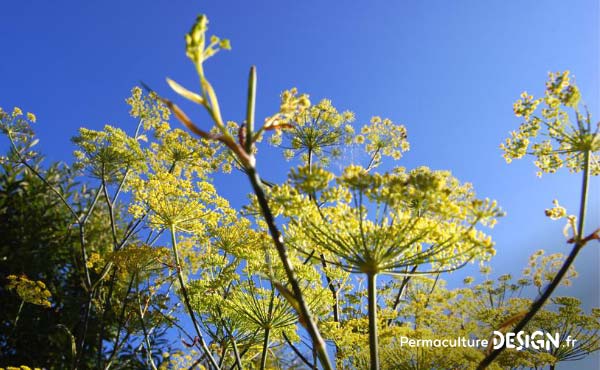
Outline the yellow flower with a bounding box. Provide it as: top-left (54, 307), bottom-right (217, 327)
top-left (502, 71), bottom-right (599, 176)
top-left (544, 199), bottom-right (567, 220)
top-left (5, 275), bottom-right (52, 307)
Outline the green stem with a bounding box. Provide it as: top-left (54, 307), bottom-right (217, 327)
top-left (245, 167), bottom-right (333, 370)
top-left (136, 275), bottom-right (158, 370)
top-left (104, 273), bottom-right (136, 370)
top-left (367, 273), bottom-right (379, 370)
top-left (283, 332), bottom-right (313, 368)
top-left (575, 150), bottom-right (591, 244)
top-left (245, 66), bottom-right (256, 153)
top-left (260, 285), bottom-right (275, 370)
top-left (170, 226), bottom-right (220, 370)
top-left (9, 299), bottom-right (25, 342)
top-left (223, 322), bottom-right (244, 370)
top-left (14, 299), bottom-right (24, 326)
top-left (260, 327), bottom-right (271, 370)
top-left (478, 150), bottom-right (591, 369)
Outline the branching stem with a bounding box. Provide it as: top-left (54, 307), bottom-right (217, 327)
top-left (478, 150), bottom-right (592, 369)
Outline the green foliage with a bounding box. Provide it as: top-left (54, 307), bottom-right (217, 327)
top-left (0, 110), bottom-right (102, 368)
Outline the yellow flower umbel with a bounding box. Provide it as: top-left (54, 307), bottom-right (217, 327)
top-left (128, 168), bottom-right (232, 370)
top-left (269, 97), bottom-right (355, 165)
top-left (128, 171), bottom-right (228, 233)
top-left (5, 275), bottom-right (52, 308)
top-left (0, 106), bottom-right (38, 162)
top-left (126, 86), bottom-right (171, 137)
top-left (276, 163), bottom-right (502, 369)
top-left (360, 116), bottom-right (409, 166)
top-left (523, 250), bottom-right (578, 292)
top-left (72, 125), bottom-right (146, 183)
top-left (284, 165), bottom-right (502, 275)
top-left (501, 71), bottom-right (599, 177)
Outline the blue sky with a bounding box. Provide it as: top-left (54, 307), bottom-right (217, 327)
top-left (1, 0), bottom-right (598, 367)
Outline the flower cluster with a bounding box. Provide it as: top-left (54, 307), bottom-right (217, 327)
top-left (544, 199), bottom-right (567, 220)
top-left (0, 107), bottom-right (36, 136)
top-left (357, 116), bottom-right (409, 164)
top-left (126, 86), bottom-right (171, 136)
top-left (185, 15), bottom-right (231, 76)
top-left (128, 171), bottom-right (229, 232)
top-left (110, 244), bottom-right (171, 276)
top-left (263, 88), bottom-right (312, 137)
top-left (289, 164), bottom-right (335, 194)
top-left (281, 164), bottom-right (503, 275)
top-left (522, 250), bottom-right (578, 289)
top-left (0, 106), bottom-right (38, 162)
top-left (72, 125), bottom-right (146, 182)
top-left (5, 275), bottom-right (52, 308)
top-left (270, 97), bottom-right (355, 164)
top-left (149, 128), bottom-right (218, 175)
top-left (501, 71), bottom-right (599, 177)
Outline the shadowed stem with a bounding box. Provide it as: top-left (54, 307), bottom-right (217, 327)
top-left (245, 166), bottom-right (333, 370)
top-left (260, 327), bottom-right (271, 370)
top-left (367, 273), bottom-right (379, 370)
top-left (9, 300), bottom-right (25, 343)
top-left (166, 65), bottom-right (333, 369)
top-left (477, 150), bottom-right (592, 369)
top-left (241, 67), bottom-right (332, 370)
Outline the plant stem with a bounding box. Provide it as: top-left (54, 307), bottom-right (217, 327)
top-left (245, 166), bottom-right (333, 370)
top-left (260, 327), bottom-right (270, 370)
top-left (223, 322), bottom-right (244, 370)
top-left (477, 150), bottom-right (591, 369)
top-left (260, 285), bottom-right (276, 370)
top-left (388, 265), bottom-right (417, 326)
top-left (136, 275), bottom-right (158, 370)
top-left (282, 332), bottom-right (314, 368)
top-left (9, 300), bottom-right (25, 342)
top-left (367, 273), bottom-right (379, 370)
top-left (170, 226), bottom-right (220, 370)
top-left (245, 67), bottom-right (256, 154)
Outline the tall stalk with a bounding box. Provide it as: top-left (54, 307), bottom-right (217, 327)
top-left (260, 327), bottom-right (271, 370)
top-left (239, 66), bottom-right (333, 370)
top-left (163, 57), bottom-right (334, 368)
top-left (246, 166), bottom-right (333, 370)
top-left (367, 273), bottom-right (379, 370)
top-left (170, 225), bottom-right (220, 370)
top-left (478, 150), bottom-right (592, 369)
top-left (260, 285), bottom-right (276, 370)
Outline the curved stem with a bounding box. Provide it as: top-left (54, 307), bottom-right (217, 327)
top-left (478, 150), bottom-right (591, 369)
top-left (170, 226), bottom-right (220, 370)
top-left (367, 273), bottom-right (379, 370)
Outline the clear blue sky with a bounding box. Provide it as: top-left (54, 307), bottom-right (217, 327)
top-left (1, 1), bottom-right (598, 367)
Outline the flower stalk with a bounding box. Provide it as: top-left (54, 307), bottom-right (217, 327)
top-left (170, 225), bottom-right (220, 370)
